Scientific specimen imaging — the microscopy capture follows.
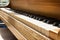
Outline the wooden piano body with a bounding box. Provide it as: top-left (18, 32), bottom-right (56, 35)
top-left (0, 0), bottom-right (60, 40)
top-left (9, 0), bottom-right (60, 20)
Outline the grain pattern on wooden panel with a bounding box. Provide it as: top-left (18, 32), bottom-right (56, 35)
top-left (1, 8), bottom-right (60, 40)
top-left (0, 11), bottom-right (52, 40)
top-left (9, 0), bottom-right (60, 20)
top-left (8, 13), bottom-right (60, 40)
top-left (1, 9), bottom-right (60, 40)
top-left (49, 29), bottom-right (60, 40)
top-left (0, 13), bottom-right (27, 40)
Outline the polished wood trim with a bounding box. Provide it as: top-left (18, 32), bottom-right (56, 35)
top-left (0, 12), bottom-right (27, 40)
top-left (0, 10), bottom-right (52, 40)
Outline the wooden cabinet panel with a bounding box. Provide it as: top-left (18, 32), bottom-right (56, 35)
top-left (9, 0), bottom-right (60, 20)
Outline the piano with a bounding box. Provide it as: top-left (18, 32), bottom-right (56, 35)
top-left (0, 0), bottom-right (60, 40)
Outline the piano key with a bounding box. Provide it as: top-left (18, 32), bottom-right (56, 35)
top-left (39, 18), bottom-right (45, 21)
top-left (30, 15), bottom-right (35, 18)
top-left (28, 14), bottom-right (31, 17)
top-left (58, 24), bottom-right (60, 27)
top-left (46, 20), bottom-right (55, 24)
top-left (38, 18), bottom-right (42, 21)
top-left (24, 13), bottom-right (28, 16)
top-left (32, 16), bottom-right (36, 19)
top-left (43, 19), bottom-right (48, 23)
top-left (53, 22), bottom-right (57, 26)
top-left (35, 17), bottom-right (39, 20)
top-left (22, 13), bottom-right (25, 15)
top-left (53, 20), bottom-right (60, 27)
top-left (29, 15), bottom-right (33, 18)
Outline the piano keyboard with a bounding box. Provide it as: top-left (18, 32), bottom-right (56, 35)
top-left (0, 9), bottom-right (52, 40)
top-left (15, 10), bottom-right (60, 27)
top-left (0, 8), bottom-right (60, 40)
top-left (5, 8), bottom-right (60, 27)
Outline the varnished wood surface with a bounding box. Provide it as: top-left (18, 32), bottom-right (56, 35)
top-left (9, 0), bottom-right (60, 20)
top-left (1, 8), bottom-right (60, 40)
top-left (9, 13), bottom-right (60, 40)
top-left (0, 12), bottom-right (27, 40)
top-left (0, 10), bottom-right (52, 40)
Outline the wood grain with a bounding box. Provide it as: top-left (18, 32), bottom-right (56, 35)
top-left (1, 8), bottom-right (60, 40)
top-left (0, 12), bottom-right (27, 40)
top-left (0, 10), bottom-right (52, 40)
top-left (9, 0), bottom-right (60, 20)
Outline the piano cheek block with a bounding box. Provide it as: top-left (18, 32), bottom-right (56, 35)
top-left (49, 29), bottom-right (60, 40)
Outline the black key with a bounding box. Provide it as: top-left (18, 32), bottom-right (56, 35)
top-left (38, 18), bottom-right (41, 21)
top-left (25, 13), bottom-right (27, 15)
top-left (33, 16), bottom-right (36, 19)
top-left (47, 20), bottom-right (55, 24)
top-left (39, 17), bottom-right (46, 21)
top-left (53, 22), bottom-right (58, 26)
top-left (30, 15), bottom-right (35, 18)
top-left (15, 10), bottom-right (20, 13)
top-left (30, 15), bottom-right (33, 18)
top-left (38, 18), bottom-right (44, 21)
top-left (56, 21), bottom-right (60, 27)
top-left (43, 19), bottom-right (49, 23)
top-left (46, 18), bottom-right (56, 24)
top-left (58, 24), bottom-right (60, 27)
top-left (28, 15), bottom-right (31, 17)
top-left (22, 13), bottom-right (27, 15)
top-left (35, 17), bottom-right (39, 20)
top-left (18, 11), bottom-right (22, 13)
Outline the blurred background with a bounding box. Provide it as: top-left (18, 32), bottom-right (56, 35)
top-left (0, 0), bottom-right (9, 7)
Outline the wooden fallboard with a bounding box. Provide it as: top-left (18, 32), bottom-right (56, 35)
top-left (9, 0), bottom-right (60, 20)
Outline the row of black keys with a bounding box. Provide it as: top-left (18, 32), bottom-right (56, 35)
top-left (6, 8), bottom-right (60, 27)
top-left (22, 13), bottom-right (60, 27)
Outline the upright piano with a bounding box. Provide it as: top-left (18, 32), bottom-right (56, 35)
top-left (0, 0), bottom-right (60, 40)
